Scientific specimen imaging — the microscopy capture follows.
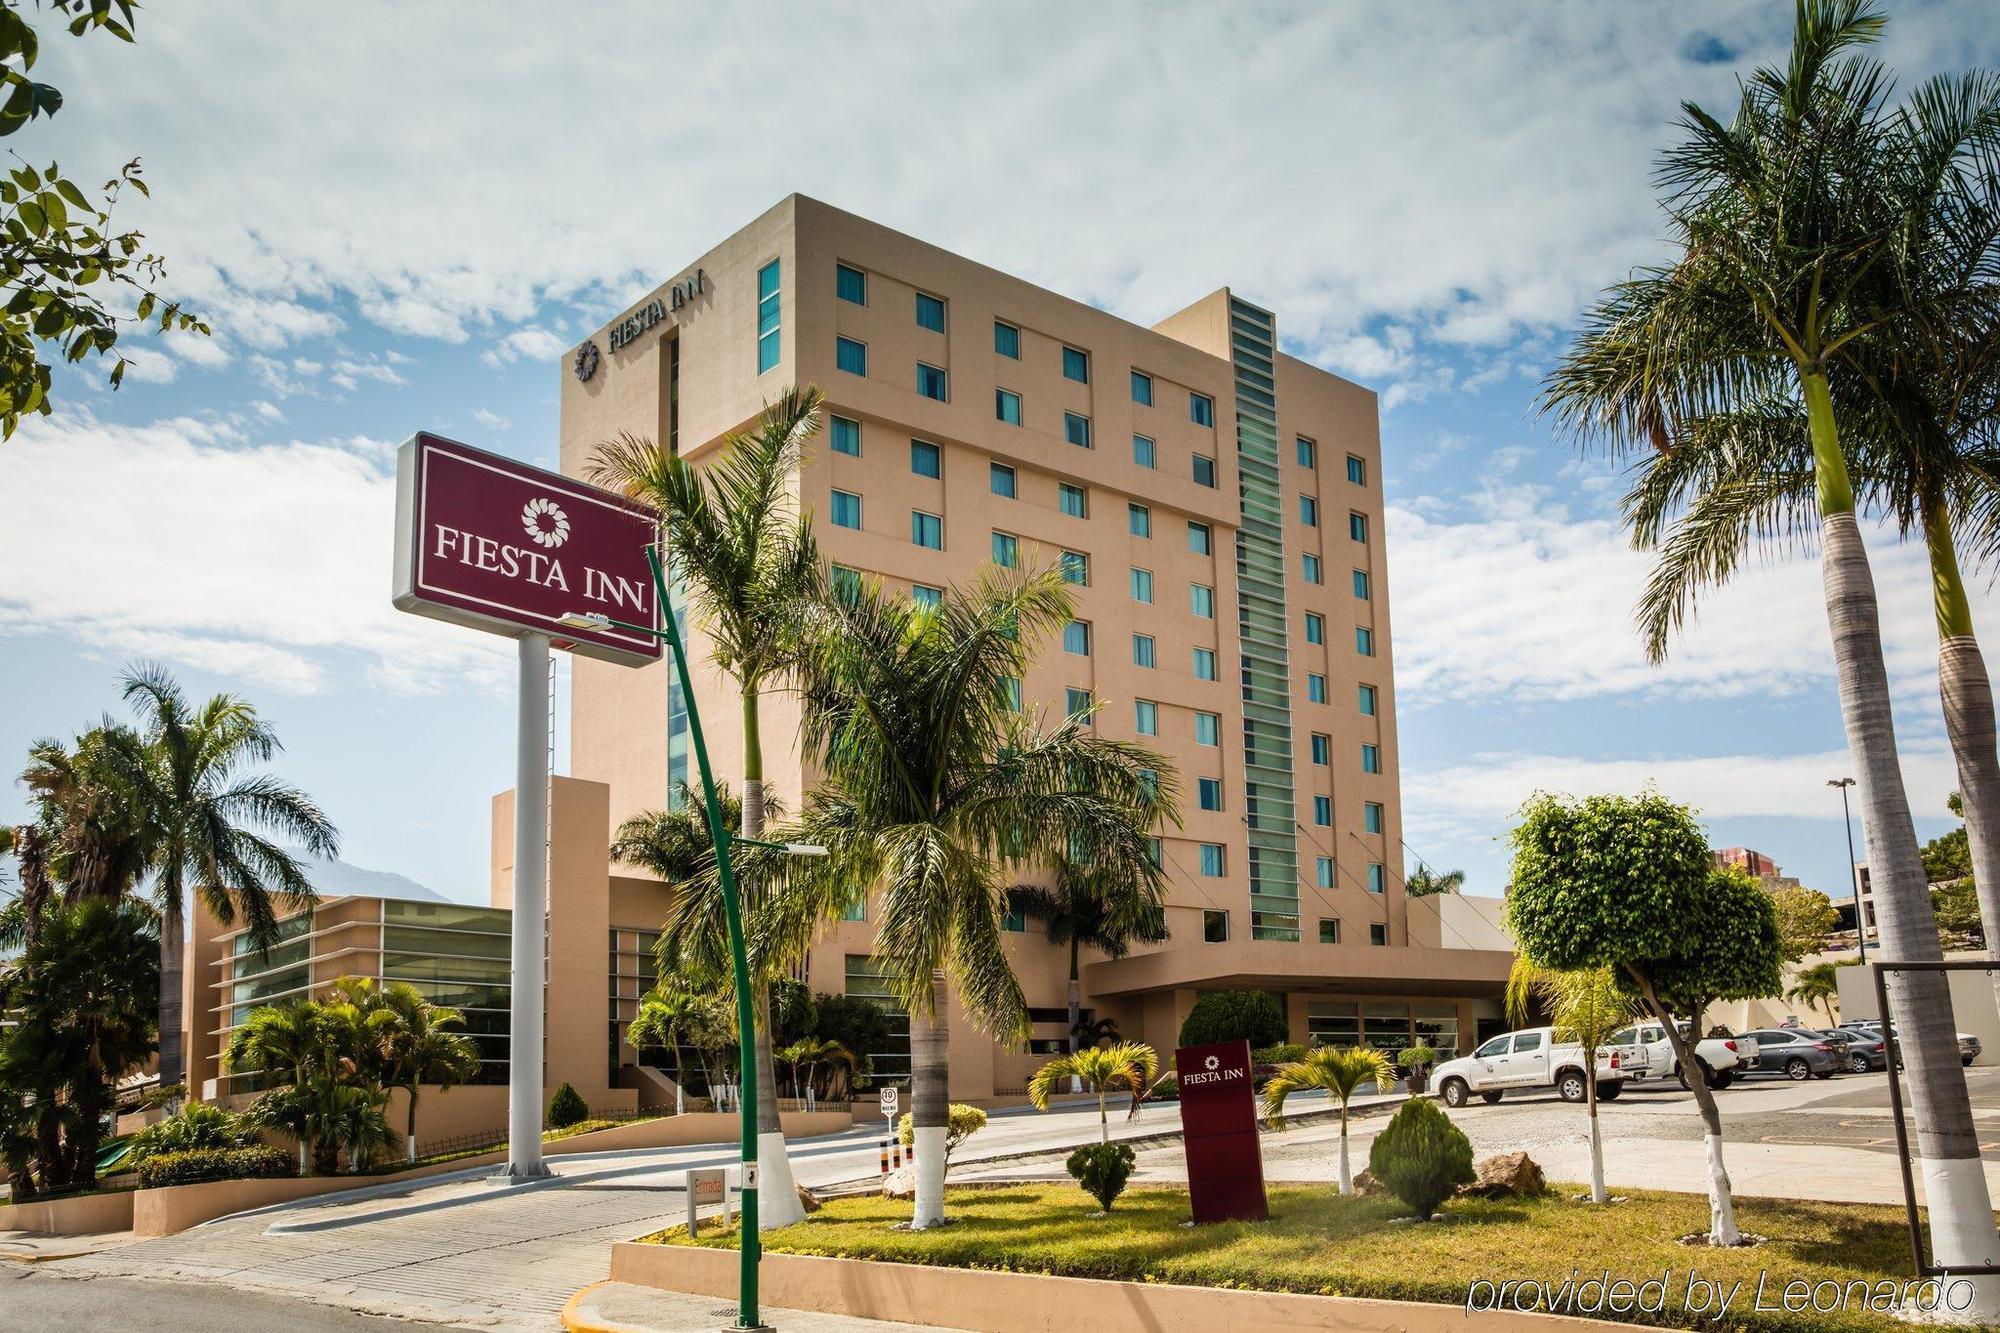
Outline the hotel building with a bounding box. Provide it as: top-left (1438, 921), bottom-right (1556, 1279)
top-left (183, 196), bottom-right (1514, 1133)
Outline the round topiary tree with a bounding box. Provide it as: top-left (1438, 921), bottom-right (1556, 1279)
top-left (1506, 791), bottom-right (1780, 1244)
top-left (1177, 990), bottom-right (1287, 1050)
top-left (1366, 1097), bottom-right (1474, 1218)
top-left (1066, 1141), bottom-right (1136, 1213)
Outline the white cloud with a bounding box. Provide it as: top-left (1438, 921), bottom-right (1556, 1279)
top-left (252, 399), bottom-right (284, 422)
top-left (40, 3), bottom-right (1981, 387)
top-left (472, 408), bottom-right (510, 431)
top-left (0, 414), bottom-right (511, 696)
top-left (481, 326), bottom-right (567, 369)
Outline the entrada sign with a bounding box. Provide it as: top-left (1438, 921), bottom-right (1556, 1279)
top-left (391, 432), bottom-right (662, 665)
top-left (1175, 1038), bottom-right (1268, 1224)
top-left (608, 268), bottom-right (707, 350)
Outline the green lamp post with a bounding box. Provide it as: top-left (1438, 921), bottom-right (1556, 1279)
top-left (560, 543), bottom-right (818, 1332)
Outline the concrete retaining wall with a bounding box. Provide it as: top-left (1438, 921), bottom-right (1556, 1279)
top-left (610, 1240), bottom-right (1619, 1332)
top-left (0, 1188), bottom-right (135, 1236)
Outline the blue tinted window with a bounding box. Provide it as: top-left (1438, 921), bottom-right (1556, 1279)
top-left (1362, 743), bottom-right (1380, 774)
top-left (757, 260), bottom-right (781, 373)
top-left (990, 462), bottom-right (1016, 497)
top-left (1059, 482), bottom-right (1087, 517)
top-left (831, 490), bottom-right (861, 530)
top-left (912, 584), bottom-right (942, 610)
top-left (1061, 550), bottom-right (1088, 586)
top-left (1365, 802), bottom-right (1384, 834)
top-left (1353, 569), bottom-right (1370, 599)
top-left (996, 389), bottom-right (1022, 425)
top-left (1311, 733), bottom-right (1330, 765)
top-left (911, 511), bottom-right (942, 549)
top-left (1193, 647), bottom-right (1217, 680)
top-left (1314, 795), bottom-right (1332, 827)
top-left (1303, 553), bottom-right (1322, 584)
top-left (1305, 613), bottom-right (1324, 645)
top-left (1356, 626), bottom-right (1374, 656)
top-left (836, 336), bottom-right (867, 376)
top-left (1064, 412), bottom-right (1092, 448)
top-left (994, 321), bottom-right (1020, 358)
top-left (1188, 522), bottom-right (1212, 555)
top-left (1195, 712), bottom-right (1219, 745)
top-left (1358, 683), bottom-right (1377, 715)
top-left (910, 440), bottom-right (941, 477)
top-left (916, 292), bottom-right (946, 332)
top-left (1135, 700), bottom-right (1158, 735)
top-left (1190, 392), bottom-right (1214, 426)
top-left (1128, 503), bottom-right (1151, 537)
top-left (1063, 620), bottom-right (1091, 655)
top-left (1063, 346), bottom-right (1089, 383)
top-left (1193, 454), bottom-right (1216, 488)
top-left (836, 263), bottom-right (866, 305)
top-left (1132, 634), bottom-right (1155, 668)
top-left (1298, 437), bottom-right (1316, 469)
top-left (1130, 567), bottom-right (1153, 603)
top-left (830, 415), bottom-right (861, 456)
top-left (1132, 433), bottom-right (1155, 468)
top-left (1200, 844), bottom-right (1225, 877)
top-left (916, 362), bottom-right (948, 401)
top-left (1191, 584), bottom-right (1214, 618)
top-left (1300, 495), bottom-right (1319, 526)
top-left (1350, 511), bottom-right (1368, 543)
top-left (1198, 778), bottom-right (1223, 811)
top-left (991, 531), bottom-right (1018, 568)
top-left (1347, 454), bottom-right (1367, 485)
top-left (1131, 371), bottom-right (1153, 405)
top-left (1308, 673), bottom-right (1327, 703)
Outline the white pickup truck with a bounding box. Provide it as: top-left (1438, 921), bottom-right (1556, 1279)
top-left (1433, 1026), bottom-right (1641, 1108)
top-left (1610, 1021), bottom-right (1759, 1089)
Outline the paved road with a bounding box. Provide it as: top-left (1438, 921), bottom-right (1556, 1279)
top-left (44, 1092), bottom-right (1336, 1330)
top-left (1, 1266), bottom-right (418, 1331)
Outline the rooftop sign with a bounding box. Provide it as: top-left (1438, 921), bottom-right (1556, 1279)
top-left (391, 432), bottom-right (661, 665)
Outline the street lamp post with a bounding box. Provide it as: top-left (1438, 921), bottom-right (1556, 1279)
top-left (1828, 777), bottom-right (1867, 962)
top-left (559, 548), bottom-right (818, 1333)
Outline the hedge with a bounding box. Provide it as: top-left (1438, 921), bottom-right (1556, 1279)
top-left (136, 1144), bottom-right (296, 1189)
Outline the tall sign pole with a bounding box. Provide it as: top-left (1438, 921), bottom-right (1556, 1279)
top-left (392, 432), bottom-right (662, 1184)
top-left (507, 630), bottom-right (552, 1177)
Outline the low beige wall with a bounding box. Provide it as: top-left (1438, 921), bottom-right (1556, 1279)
top-left (134, 1175), bottom-right (345, 1236)
top-left (610, 1242), bottom-right (1619, 1333)
top-left (0, 1188), bottom-right (135, 1236)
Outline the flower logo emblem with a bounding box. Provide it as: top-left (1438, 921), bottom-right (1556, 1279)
top-left (522, 497), bottom-right (570, 548)
top-left (1204, 1055), bottom-right (1220, 1072)
top-left (573, 339), bottom-right (600, 383)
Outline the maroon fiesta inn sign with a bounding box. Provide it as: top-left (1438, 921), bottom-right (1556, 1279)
top-left (392, 432), bottom-right (662, 665)
top-left (1175, 1039), bottom-right (1268, 1224)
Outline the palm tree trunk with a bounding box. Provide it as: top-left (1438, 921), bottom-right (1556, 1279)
top-left (1337, 1106), bottom-right (1353, 1196)
top-left (740, 690), bottom-right (805, 1230)
top-left (1808, 380), bottom-right (2000, 1310)
top-left (1925, 499), bottom-right (2000, 1015)
top-left (909, 989), bottom-right (950, 1229)
top-left (1097, 1088), bottom-right (1109, 1143)
top-left (1584, 1062), bottom-right (1607, 1205)
top-left (1068, 939), bottom-right (1083, 1095)
top-left (158, 901), bottom-right (186, 1102)
top-left (406, 1086), bottom-right (420, 1163)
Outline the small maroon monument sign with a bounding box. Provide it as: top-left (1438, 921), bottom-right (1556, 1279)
top-left (1175, 1038), bottom-right (1268, 1223)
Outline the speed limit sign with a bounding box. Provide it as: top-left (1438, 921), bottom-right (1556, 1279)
top-left (880, 1086), bottom-right (899, 1119)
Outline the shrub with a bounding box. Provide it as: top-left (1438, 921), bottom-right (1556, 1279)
top-left (1178, 991), bottom-right (1287, 1051)
top-left (1253, 1042), bottom-right (1306, 1066)
top-left (547, 1082), bottom-right (589, 1129)
top-left (896, 1104), bottom-right (988, 1162)
top-left (129, 1103), bottom-right (253, 1165)
top-left (1148, 1073), bottom-right (1179, 1101)
top-left (136, 1144), bottom-right (295, 1189)
top-left (1367, 1097), bottom-right (1474, 1218)
top-left (1065, 1141), bottom-right (1136, 1212)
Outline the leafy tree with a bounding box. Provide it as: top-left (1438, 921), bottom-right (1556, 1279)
top-left (775, 1037), bottom-right (855, 1104)
top-left (783, 564), bottom-right (1174, 1229)
top-left (0, 895), bottom-right (157, 1196)
top-left (629, 980), bottom-right (733, 1113)
top-left (0, 0), bottom-right (209, 439)
top-left (1506, 961), bottom-right (1638, 1204)
top-left (1027, 1041), bottom-right (1159, 1143)
top-left (590, 391), bottom-right (827, 1229)
top-left (1768, 884), bottom-right (1840, 964)
top-left (128, 1102), bottom-right (251, 1165)
top-left (1403, 865), bottom-right (1465, 898)
top-left (1935, 878), bottom-right (1987, 949)
top-left (1788, 961), bottom-right (1848, 1026)
top-left (121, 664), bottom-right (337, 1096)
top-left (1539, 2), bottom-right (2000, 1284)
top-left (1008, 855), bottom-right (1167, 1068)
top-left (1178, 990), bottom-right (1287, 1051)
top-left (1507, 791), bottom-right (1780, 1243)
top-left (344, 978), bottom-right (482, 1159)
top-left (1367, 1098), bottom-right (1475, 1219)
top-left (1260, 1046), bottom-right (1393, 1196)
top-left (803, 992), bottom-right (893, 1092)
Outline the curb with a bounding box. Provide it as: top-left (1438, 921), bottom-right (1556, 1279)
top-left (560, 1279), bottom-right (634, 1333)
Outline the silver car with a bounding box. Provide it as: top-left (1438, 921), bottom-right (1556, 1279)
top-left (1736, 1028), bottom-right (1843, 1080)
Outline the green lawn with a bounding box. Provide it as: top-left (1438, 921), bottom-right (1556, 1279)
top-left (651, 1182), bottom-right (1949, 1332)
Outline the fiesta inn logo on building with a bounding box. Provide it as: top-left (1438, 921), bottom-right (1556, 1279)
top-left (521, 497), bottom-right (570, 549)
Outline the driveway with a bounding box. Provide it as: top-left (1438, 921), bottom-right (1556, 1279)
top-left (45, 1093), bottom-right (1276, 1330)
top-left (955, 1065), bottom-right (2000, 1207)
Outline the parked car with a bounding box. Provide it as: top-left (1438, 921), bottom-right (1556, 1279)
top-left (1608, 1021), bottom-right (1758, 1089)
top-left (1734, 1027), bottom-right (1844, 1080)
top-left (1433, 1026), bottom-right (1639, 1108)
top-left (1841, 1019), bottom-right (1982, 1067)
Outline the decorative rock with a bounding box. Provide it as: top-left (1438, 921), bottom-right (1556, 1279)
top-left (882, 1165), bottom-right (916, 1200)
top-left (796, 1184), bottom-right (822, 1213)
top-left (1458, 1151), bottom-right (1545, 1199)
top-left (1352, 1168), bottom-right (1385, 1196)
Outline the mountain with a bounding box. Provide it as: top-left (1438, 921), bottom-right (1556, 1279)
top-left (290, 850), bottom-right (451, 904)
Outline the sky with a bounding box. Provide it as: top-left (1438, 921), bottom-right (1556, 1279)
top-left (2, 2), bottom-right (1997, 908)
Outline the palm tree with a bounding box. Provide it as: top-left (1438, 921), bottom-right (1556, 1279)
top-left (119, 664), bottom-right (338, 1098)
top-left (1507, 960), bottom-right (1639, 1205)
top-left (1789, 961), bottom-right (1846, 1027)
top-left (1007, 858), bottom-right (1168, 1087)
top-left (1540, 2), bottom-right (2000, 1289)
top-left (627, 981), bottom-right (717, 1114)
top-left (587, 387), bottom-right (825, 1229)
top-left (370, 981), bottom-right (482, 1160)
top-left (1403, 864), bottom-right (1465, 898)
top-left (1260, 1047), bottom-right (1393, 1196)
top-left (775, 1037), bottom-right (855, 1108)
top-left (1027, 1042), bottom-right (1158, 1143)
top-left (225, 997), bottom-right (331, 1172)
top-left (783, 565), bottom-right (1175, 1228)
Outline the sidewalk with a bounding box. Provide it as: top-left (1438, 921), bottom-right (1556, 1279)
top-left (563, 1279), bottom-right (968, 1333)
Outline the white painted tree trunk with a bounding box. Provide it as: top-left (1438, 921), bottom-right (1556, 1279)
top-left (910, 998), bottom-right (950, 1229)
top-left (1823, 513), bottom-right (2000, 1319)
top-left (1337, 1114), bottom-right (1353, 1196)
top-left (1937, 635), bottom-right (2000, 1016)
top-left (740, 774), bottom-right (806, 1231)
top-left (1702, 1134), bottom-right (1739, 1245)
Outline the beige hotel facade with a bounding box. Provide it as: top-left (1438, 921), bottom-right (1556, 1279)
top-left (184, 195), bottom-right (1514, 1133)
